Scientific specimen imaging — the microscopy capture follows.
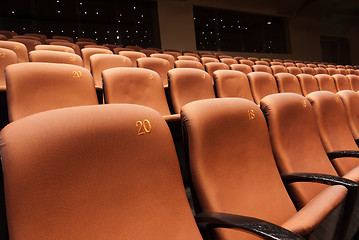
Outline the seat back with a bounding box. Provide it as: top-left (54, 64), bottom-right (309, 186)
top-left (0, 48), bottom-right (18, 90)
top-left (255, 60), bottom-right (269, 66)
top-left (297, 74), bottom-right (319, 96)
top-left (137, 57), bottom-right (171, 87)
top-left (332, 74), bottom-right (351, 91)
top-left (35, 44), bottom-right (75, 53)
top-left (347, 74), bottom-right (359, 91)
top-left (181, 98), bottom-right (297, 239)
top-left (284, 62), bottom-right (295, 67)
top-left (307, 64), bottom-right (317, 68)
top-left (338, 69), bottom-right (349, 75)
top-left (295, 63), bottom-right (306, 68)
top-left (84, 45), bottom-right (110, 50)
top-left (163, 51), bottom-right (181, 59)
top-left (239, 59), bottom-right (254, 67)
top-left (306, 91), bottom-right (359, 176)
top-left (52, 35), bottom-right (74, 43)
top-left (275, 73), bottom-right (303, 95)
top-left (0, 104), bottom-right (202, 240)
top-left (118, 51), bottom-right (146, 67)
top-left (5, 62), bottom-right (98, 122)
top-left (314, 67), bottom-right (327, 75)
top-left (347, 69), bottom-right (358, 75)
top-left (270, 61), bottom-right (283, 66)
top-left (201, 57), bottom-right (219, 65)
top-left (140, 49), bottom-right (158, 57)
top-left (81, 48), bottom-right (113, 70)
top-left (327, 68), bottom-right (338, 76)
top-left (287, 66), bottom-right (302, 76)
top-left (260, 93), bottom-right (339, 207)
top-left (29, 50), bottom-right (83, 66)
top-left (174, 60), bottom-right (204, 70)
top-left (247, 72), bottom-right (278, 104)
top-left (0, 41), bottom-right (29, 62)
top-left (301, 67), bottom-right (315, 75)
top-left (168, 68), bottom-right (215, 113)
top-left (271, 65), bottom-right (288, 75)
top-left (150, 53), bottom-right (175, 69)
top-left (50, 41), bottom-right (81, 55)
top-left (102, 67), bottom-right (171, 116)
top-left (337, 90), bottom-right (359, 139)
top-left (204, 62), bottom-right (229, 83)
top-left (220, 58), bottom-right (237, 66)
top-left (252, 65), bottom-right (272, 74)
top-left (89, 54), bottom-right (132, 89)
top-left (177, 56), bottom-right (199, 62)
top-left (230, 63), bottom-right (252, 75)
top-left (315, 74), bottom-right (337, 93)
top-left (213, 70), bottom-right (253, 101)
top-left (9, 38), bottom-right (41, 52)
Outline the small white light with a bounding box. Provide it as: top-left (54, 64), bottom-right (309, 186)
top-left (141, 15), bottom-right (144, 17)
top-left (96, 12), bottom-right (99, 15)
top-left (127, 36), bottom-right (129, 38)
top-left (202, 32), bottom-right (204, 34)
top-left (126, 30), bottom-right (128, 32)
top-left (94, 31), bottom-right (97, 34)
top-left (116, 30), bottom-right (119, 33)
top-left (84, 12), bottom-right (87, 14)
top-left (73, 30), bottom-right (75, 33)
top-left (118, 20), bottom-right (121, 23)
top-left (213, 18), bottom-right (215, 21)
top-left (267, 21), bottom-right (272, 25)
top-left (51, 30), bottom-right (53, 33)
top-left (23, 28), bottom-right (26, 30)
top-left (194, 18), bottom-right (196, 20)
top-left (136, 31), bottom-right (138, 33)
top-left (133, 6), bottom-right (136, 9)
top-left (79, 2), bottom-right (82, 5)
top-left (120, 14), bottom-right (122, 16)
top-left (96, 38), bottom-right (98, 40)
top-left (105, 38), bottom-right (107, 40)
top-left (117, 36), bottom-right (120, 39)
top-left (206, 24), bottom-right (208, 26)
top-left (12, 11), bottom-right (15, 14)
top-left (82, 31), bottom-right (85, 33)
top-left (238, 26), bottom-right (241, 28)
top-left (138, 21), bottom-right (140, 24)
top-left (38, 30), bottom-right (41, 33)
top-left (58, 11), bottom-right (61, 13)
top-left (61, 30), bottom-right (64, 33)
top-left (107, 31), bottom-right (109, 33)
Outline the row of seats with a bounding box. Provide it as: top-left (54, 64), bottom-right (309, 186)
top-left (1, 90), bottom-right (359, 239)
top-left (0, 29), bottom-right (356, 68)
top-left (3, 62), bottom-right (359, 124)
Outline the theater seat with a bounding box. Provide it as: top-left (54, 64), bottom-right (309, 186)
top-left (102, 67), bottom-right (178, 122)
top-left (168, 68), bottom-right (215, 114)
top-left (35, 44), bottom-right (75, 53)
top-left (201, 57), bottom-right (219, 65)
top-left (287, 67), bottom-right (302, 76)
top-left (204, 62), bottom-right (229, 83)
top-left (255, 60), bottom-right (269, 66)
top-left (137, 57), bottom-right (171, 88)
top-left (306, 91), bottom-right (359, 177)
top-left (150, 53), bottom-right (175, 69)
top-left (239, 59), bottom-right (254, 67)
top-left (174, 60), bottom-right (204, 70)
top-left (0, 48), bottom-right (18, 91)
top-left (332, 74), bottom-right (351, 91)
top-left (0, 41), bottom-right (29, 62)
top-left (9, 38), bottom-right (41, 52)
top-left (230, 64), bottom-right (252, 75)
top-left (213, 70), bottom-right (253, 101)
top-left (327, 68), bottom-right (339, 76)
top-left (177, 56), bottom-right (200, 62)
top-left (314, 67), bottom-right (328, 75)
top-left (314, 74), bottom-right (337, 93)
top-left (301, 67), bottom-right (315, 75)
top-left (50, 41), bottom-right (81, 56)
top-left (347, 74), bottom-right (359, 91)
top-left (337, 90), bottom-right (359, 140)
top-left (5, 62), bottom-right (98, 122)
top-left (29, 50), bottom-right (83, 66)
top-left (118, 51), bottom-right (146, 67)
top-left (81, 48), bottom-right (113, 71)
top-left (274, 73), bottom-right (303, 95)
top-left (297, 74), bottom-right (319, 96)
top-left (89, 54), bottom-right (132, 90)
top-left (247, 72), bottom-right (278, 104)
top-left (271, 65), bottom-right (288, 75)
top-left (181, 97), bottom-right (348, 239)
top-left (220, 58), bottom-right (237, 66)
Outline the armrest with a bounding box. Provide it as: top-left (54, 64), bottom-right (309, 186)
top-left (195, 212), bottom-right (304, 240)
top-left (327, 150), bottom-right (359, 160)
top-left (281, 173), bottom-right (359, 191)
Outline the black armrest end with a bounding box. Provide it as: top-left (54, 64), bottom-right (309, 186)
top-left (195, 212), bottom-right (304, 240)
